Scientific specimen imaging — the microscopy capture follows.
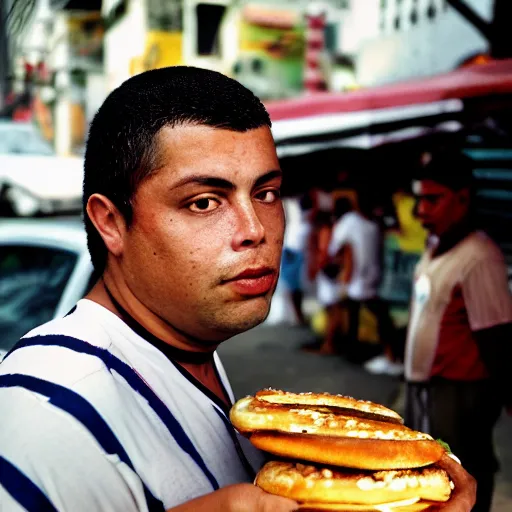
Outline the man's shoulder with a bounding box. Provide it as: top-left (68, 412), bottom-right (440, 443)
top-left (0, 301), bottom-right (116, 389)
top-left (332, 211), bottom-right (357, 233)
top-left (459, 231), bottom-right (506, 264)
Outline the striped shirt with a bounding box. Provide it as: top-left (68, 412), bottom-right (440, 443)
top-left (0, 299), bottom-right (264, 511)
top-left (405, 231), bottom-right (512, 382)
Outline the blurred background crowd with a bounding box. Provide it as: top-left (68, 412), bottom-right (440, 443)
top-left (2, 1), bottom-right (512, 510)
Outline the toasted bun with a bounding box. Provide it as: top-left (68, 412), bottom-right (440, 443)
top-left (230, 396), bottom-right (424, 440)
top-left (254, 390), bottom-right (403, 424)
top-left (250, 432), bottom-right (445, 470)
top-left (230, 391), bottom-right (444, 470)
top-left (255, 461), bottom-right (451, 507)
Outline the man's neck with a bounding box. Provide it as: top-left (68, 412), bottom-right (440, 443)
top-left (86, 278), bottom-right (230, 404)
top-left (432, 219), bottom-right (474, 258)
top-left (87, 277), bottom-right (221, 354)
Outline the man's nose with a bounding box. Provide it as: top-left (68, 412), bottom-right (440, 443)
top-left (232, 202), bottom-right (266, 250)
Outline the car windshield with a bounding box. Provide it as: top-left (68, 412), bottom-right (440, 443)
top-left (0, 245), bottom-right (77, 353)
top-left (0, 124), bottom-right (55, 156)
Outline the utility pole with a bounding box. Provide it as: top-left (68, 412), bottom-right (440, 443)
top-left (490, 0), bottom-right (512, 58)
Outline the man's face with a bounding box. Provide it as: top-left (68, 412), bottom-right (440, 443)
top-left (412, 179), bottom-right (470, 237)
top-left (120, 124), bottom-right (284, 342)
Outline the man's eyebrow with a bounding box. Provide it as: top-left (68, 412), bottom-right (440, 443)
top-left (170, 169), bottom-right (282, 191)
top-left (171, 175), bottom-right (236, 190)
top-left (254, 169), bottom-right (282, 188)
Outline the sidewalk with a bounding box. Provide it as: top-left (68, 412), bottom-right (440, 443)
top-left (218, 323), bottom-right (512, 512)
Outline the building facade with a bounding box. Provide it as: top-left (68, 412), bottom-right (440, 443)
top-left (340, 0), bottom-right (493, 86)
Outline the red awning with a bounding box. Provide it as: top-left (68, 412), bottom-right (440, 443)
top-left (266, 59), bottom-right (512, 121)
top-left (268, 60), bottom-right (512, 156)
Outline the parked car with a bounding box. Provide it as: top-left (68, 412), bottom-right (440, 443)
top-left (0, 216), bottom-right (94, 358)
top-left (0, 121), bottom-right (84, 217)
top-left (0, 121), bottom-right (55, 156)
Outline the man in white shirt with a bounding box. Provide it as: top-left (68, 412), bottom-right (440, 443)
top-left (0, 67), bottom-right (475, 511)
top-left (328, 191), bottom-right (403, 375)
top-left (280, 194), bottom-right (312, 325)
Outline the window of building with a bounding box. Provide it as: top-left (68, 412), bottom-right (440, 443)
top-left (427, 3), bottom-right (437, 20)
top-left (147, 0), bottom-right (183, 31)
top-left (196, 3), bottom-right (226, 56)
top-left (410, 8), bottom-right (418, 25)
top-left (324, 23), bottom-right (338, 53)
top-left (336, 0), bottom-right (350, 9)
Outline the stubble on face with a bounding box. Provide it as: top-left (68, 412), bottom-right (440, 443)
top-left (120, 124), bottom-right (285, 344)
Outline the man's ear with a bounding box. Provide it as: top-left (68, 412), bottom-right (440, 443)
top-left (86, 194), bottom-right (127, 258)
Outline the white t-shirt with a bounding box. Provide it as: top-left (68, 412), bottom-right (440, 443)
top-left (316, 270), bottom-right (344, 307)
top-left (0, 300), bottom-right (264, 511)
top-left (283, 197), bottom-right (310, 253)
top-left (328, 211), bottom-right (381, 301)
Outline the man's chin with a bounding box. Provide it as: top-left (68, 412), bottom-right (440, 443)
top-left (223, 300), bottom-right (271, 335)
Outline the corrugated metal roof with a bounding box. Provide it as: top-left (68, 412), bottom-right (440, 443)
top-left (466, 148), bottom-right (512, 267)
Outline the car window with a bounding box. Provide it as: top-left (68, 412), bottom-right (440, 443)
top-left (0, 245), bottom-right (78, 353)
top-left (0, 125), bottom-right (54, 156)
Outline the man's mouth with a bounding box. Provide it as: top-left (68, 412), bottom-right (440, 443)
top-left (223, 267), bottom-right (276, 296)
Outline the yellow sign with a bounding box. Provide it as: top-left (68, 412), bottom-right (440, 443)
top-left (391, 192), bottom-right (427, 253)
top-left (131, 31), bottom-right (183, 75)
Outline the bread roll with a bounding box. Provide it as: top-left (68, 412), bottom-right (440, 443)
top-left (256, 461), bottom-right (451, 507)
top-left (250, 432), bottom-right (445, 470)
top-left (230, 393), bottom-right (444, 469)
top-left (255, 389), bottom-right (403, 424)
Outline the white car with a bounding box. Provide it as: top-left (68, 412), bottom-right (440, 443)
top-left (0, 131), bottom-right (91, 358)
top-left (0, 122), bottom-right (84, 217)
top-left (0, 217), bottom-right (94, 358)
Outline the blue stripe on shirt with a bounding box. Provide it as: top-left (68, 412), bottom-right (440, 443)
top-left (212, 406), bottom-right (257, 480)
top-left (0, 455), bottom-right (58, 512)
top-left (0, 374), bottom-right (164, 512)
top-left (5, 335), bottom-right (219, 491)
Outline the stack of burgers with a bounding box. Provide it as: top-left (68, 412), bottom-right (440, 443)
top-left (230, 389), bottom-right (453, 511)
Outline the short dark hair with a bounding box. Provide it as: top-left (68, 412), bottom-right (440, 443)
top-left (414, 149), bottom-right (475, 191)
top-left (334, 197), bottom-right (352, 219)
top-left (83, 66), bottom-right (272, 272)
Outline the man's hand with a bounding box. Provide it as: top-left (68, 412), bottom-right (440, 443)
top-left (225, 483), bottom-right (298, 512)
top-left (437, 453), bottom-right (476, 511)
top-left (167, 483), bottom-right (298, 512)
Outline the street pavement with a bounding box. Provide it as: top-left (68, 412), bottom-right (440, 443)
top-left (218, 323), bottom-right (512, 512)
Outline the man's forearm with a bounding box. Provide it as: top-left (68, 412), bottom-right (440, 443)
top-left (167, 487), bottom-right (230, 512)
top-left (166, 484), bottom-right (298, 512)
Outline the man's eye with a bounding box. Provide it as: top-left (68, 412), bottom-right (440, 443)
top-left (257, 190), bottom-right (280, 203)
top-left (188, 198), bottom-right (220, 213)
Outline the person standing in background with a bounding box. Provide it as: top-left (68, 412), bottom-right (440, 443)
top-left (314, 199), bottom-right (351, 354)
top-left (405, 149), bottom-right (512, 512)
top-left (280, 193), bottom-right (312, 325)
top-left (328, 189), bottom-right (403, 375)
